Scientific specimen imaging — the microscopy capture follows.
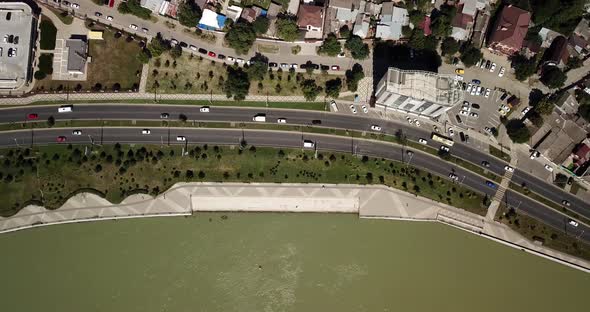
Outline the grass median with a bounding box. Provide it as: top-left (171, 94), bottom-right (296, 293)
top-left (0, 144), bottom-right (488, 217)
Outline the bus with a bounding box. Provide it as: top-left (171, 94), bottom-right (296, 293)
top-left (431, 133), bottom-right (454, 147)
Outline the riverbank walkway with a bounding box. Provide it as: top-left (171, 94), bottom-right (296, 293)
top-left (0, 182), bottom-right (588, 272)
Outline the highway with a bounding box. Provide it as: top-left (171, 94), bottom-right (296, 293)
top-left (3, 103), bottom-right (590, 221)
top-left (2, 126), bottom-right (589, 243)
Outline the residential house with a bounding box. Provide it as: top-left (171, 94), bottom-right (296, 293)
top-left (487, 5), bottom-right (531, 55)
top-left (198, 9), bottom-right (226, 31)
top-left (241, 6), bottom-right (263, 23)
top-left (568, 18), bottom-right (590, 57)
top-left (329, 0), bottom-right (362, 23)
top-left (375, 3), bottom-right (408, 41)
top-left (265, 2), bottom-right (282, 37)
top-left (140, 0), bottom-right (178, 18)
top-left (539, 27), bottom-right (564, 48)
top-left (194, 0), bottom-right (208, 10)
top-left (555, 91), bottom-right (580, 116)
top-left (562, 141), bottom-right (590, 176)
top-left (140, 0), bottom-right (165, 12)
top-left (451, 4), bottom-right (474, 41)
top-left (541, 36), bottom-right (570, 69)
top-left (297, 4), bottom-right (325, 39)
top-left (65, 38), bottom-right (88, 75)
top-left (226, 5), bottom-right (244, 22)
top-left (352, 13), bottom-right (370, 39)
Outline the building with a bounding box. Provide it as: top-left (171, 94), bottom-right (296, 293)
top-left (240, 6), bottom-right (264, 23)
top-left (297, 4), bottom-right (325, 39)
top-left (329, 0), bottom-right (362, 23)
top-left (0, 1), bottom-right (37, 91)
top-left (450, 4), bottom-right (474, 41)
top-left (140, 0), bottom-right (165, 12)
top-left (375, 68), bottom-right (464, 118)
top-left (198, 9), bottom-right (226, 31)
top-left (538, 28), bottom-right (563, 48)
top-left (541, 36), bottom-right (570, 69)
top-left (569, 18), bottom-right (590, 57)
top-left (562, 141), bottom-right (590, 176)
top-left (555, 91), bottom-right (580, 116)
top-left (487, 5), bottom-right (531, 55)
top-left (352, 13), bottom-right (370, 38)
top-left (375, 3), bottom-right (408, 41)
top-left (140, 0), bottom-right (178, 18)
top-left (65, 38), bottom-right (88, 75)
top-left (226, 5), bottom-right (244, 22)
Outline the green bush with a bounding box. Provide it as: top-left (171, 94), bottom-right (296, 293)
top-left (39, 18), bottom-right (57, 50)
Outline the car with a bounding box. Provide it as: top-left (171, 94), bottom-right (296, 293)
top-left (170, 38), bottom-right (178, 46)
top-left (448, 128), bottom-right (455, 136)
top-left (106, 15), bottom-right (113, 21)
top-left (406, 116), bottom-right (413, 124)
top-left (406, 150), bottom-right (414, 157)
top-left (227, 56), bottom-right (235, 62)
top-left (362, 105), bottom-right (368, 113)
top-left (280, 63), bottom-right (289, 68)
top-left (499, 93), bottom-right (508, 101)
top-left (459, 132), bottom-right (466, 142)
top-left (311, 119), bottom-right (322, 125)
top-left (455, 68), bottom-right (464, 75)
top-left (320, 64), bottom-right (329, 71)
top-left (475, 59), bottom-right (482, 67)
top-left (480, 59), bottom-right (486, 69)
top-left (176, 136), bottom-right (186, 142)
top-left (459, 110), bottom-right (469, 116)
top-left (200, 106), bottom-right (210, 113)
top-left (418, 138), bottom-right (428, 145)
top-left (476, 86), bottom-right (483, 96)
top-left (471, 103), bottom-right (480, 109)
top-left (521, 107), bottom-right (531, 115)
top-left (484, 127), bottom-right (492, 134)
top-left (198, 48), bottom-right (207, 54)
top-left (95, 12), bottom-right (102, 17)
top-left (337, 52), bottom-right (346, 58)
top-left (56, 136), bottom-right (66, 142)
top-left (433, 125), bottom-right (439, 133)
top-left (449, 173), bottom-right (459, 181)
top-left (466, 84), bottom-right (472, 93)
top-left (330, 100), bottom-right (338, 112)
top-left (27, 113), bottom-right (38, 119)
top-left (71, 3), bottom-right (80, 9)
top-left (72, 130), bottom-right (82, 135)
top-left (189, 45), bottom-right (197, 51)
top-left (489, 63), bottom-right (496, 72)
top-left (217, 54), bottom-right (225, 60)
top-left (568, 219), bottom-right (579, 227)
top-left (562, 200), bottom-right (571, 207)
top-left (470, 86), bottom-right (477, 95)
top-left (179, 42), bottom-right (188, 48)
top-left (63, 0), bottom-right (70, 5)
top-left (370, 125), bottom-right (382, 131)
top-left (481, 161), bottom-right (490, 168)
top-left (455, 75), bottom-right (464, 81)
top-left (544, 164), bottom-right (554, 172)
top-left (299, 63), bottom-right (307, 69)
top-left (129, 24), bottom-right (138, 30)
top-left (414, 120), bottom-right (420, 127)
top-left (485, 60), bottom-right (491, 69)
top-left (290, 64), bottom-right (298, 69)
top-left (141, 129), bottom-right (151, 135)
top-left (349, 104), bottom-right (357, 114)
top-left (141, 28), bottom-right (149, 33)
top-left (486, 181), bottom-right (497, 189)
top-left (471, 79), bottom-right (481, 85)
top-left (331, 65), bottom-right (340, 70)
top-left (498, 67), bottom-right (505, 77)
top-left (530, 150), bottom-right (540, 159)
top-left (277, 118), bottom-right (287, 123)
top-left (269, 62), bottom-right (278, 68)
top-left (504, 165), bottom-right (515, 172)
top-left (484, 88), bottom-right (491, 98)
top-left (455, 114), bottom-right (463, 124)
top-left (462, 82), bottom-right (467, 90)
top-left (469, 112), bottom-right (479, 118)
top-left (440, 145), bottom-right (450, 152)
top-left (160, 113), bottom-right (169, 119)
top-left (208, 51), bottom-right (216, 57)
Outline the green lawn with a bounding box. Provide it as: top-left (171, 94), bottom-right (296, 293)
top-left (34, 25), bottom-right (143, 92)
top-left (0, 144), bottom-right (487, 217)
top-left (489, 144), bottom-right (511, 162)
top-left (39, 17), bottom-right (57, 50)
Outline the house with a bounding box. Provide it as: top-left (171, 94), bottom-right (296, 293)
top-left (265, 2), bottom-right (282, 37)
top-left (375, 3), bottom-right (408, 41)
top-left (569, 18), bottom-right (590, 57)
top-left (487, 5), bottom-right (531, 55)
top-left (194, 0), bottom-right (208, 10)
top-left (241, 6), bottom-right (263, 23)
top-left (140, 0), bottom-right (165, 12)
top-left (158, 0), bottom-right (179, 18)
top-left (65, 38), bottom-right (88, 75)
top-left (352, 13), bottom-right (370, 39)
top-left (461, 0), bottom-right (488, 16)
top-left (329, 0), bottom-right (362, 23)
top-left (541, 36), bottom-right (570, 69)
top-left (450, 4), bottom-right (474, 41)
top-left (538, 28), bottom-right (563, 48)
top-left (198, 9), bottom-right (226, 31)
top-left (226, 5), bottom-right (244, 22)
top-left (562, 141), bottom-right (590, 176)
top-left (555, 91), bottom-right (580, 116)
top-left (297, 4), bottom-right (325, 39)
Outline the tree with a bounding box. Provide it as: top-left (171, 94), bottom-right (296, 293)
top-left (34, 70), bottom-right (47, 80)
top-left (345, 63), bottom-right (365, 92)
top-left (540, 67), bottom-right (566, 89)
top-left (147, 33), bottom-right (169, 57)
top-left (401, 25), bottom-right (412, 38)
top-left (511, 54), bottom-right (537, 81)
top-left (460, 45), bottom-right (483, 67)
top-left (409, 10), bottom-right (424, 26)
top-left (339, 25), bottom-right (350, 38)
top-left (505, 119), bottom-right (531, 143)
top-left (325, 78), bottom-right (342, 98)
top-left (247, 53), bottom-right (268, 81)
top-left (137, 49), bottom-right (150, 63)
top-left (169, 45), bottom-right (182, 59)
top-left (345, 35), bottom-right (369, 60)
top-left (47, 116), bottom-right (55, 127)
top-left (94, 164), bottom-right (103, 173)
top-left (177, 0), bottom-right (202, 27)
top-left (441, 37), bottom-right (459, 56)
top-left (567, 56), bottom-right (583, 69)
top-left (318, 33), bottom-right (342, 56)
top-left (117, 0), bottom-right (152, 20)
top-left (534, 96), bottom-right (555, 115)
top-left (225, 22), bottom-right (256, 55)
top-left (276, 15), bottom-right (299, 41)
top-left (300, 79), bottom-right (322, 101)
top-left (252, 16), bottom-right (270, 34)
top-left (224, 66), bottom-right (250, 100)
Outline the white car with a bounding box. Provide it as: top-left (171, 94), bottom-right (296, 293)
top-left (141, 28), bottom-right (149, 33)
top-left (200, 106), bottom-right (210, 113)
top-left (414, 120), bottom-right (420, 127)
top-left (406, 116), bottom-right (413, 124)
top-left (469, 112), bottom-right (479, 118)
top-left (280, 63), bottom-right (289, 68)
top-left (562, 200), bottom-right (571, 207)
top-left (349, 104), bottom-right (357, 114)
top-left (227, 56), bottom-right (235, 62)
top-left (170, 39), bottom-right (178, 46)
top-left (459, 110), bottom-right (469, 116)
top-left (290, 64), bottom-right (298, 69)
top-left (330, 100), bottom-right (338, 112)
top-left (521, 107), bottom-right (531, 115)
top-left (72, 130), bottom-right (82, 135)
top-left (544, 164), bottom-right (554, 172)
top-left (418, 138), bottom-right (428, 144)
top-left (71, 3), bottom-right (80, 9)
top-left (141, 129), bottom-right (151, 135)
top-left (466, 84), bottom-right (472, 93)
top-left (470, 86), bottom-right (477, 95)
top-left (361, 105), bottom-right (368, 113)
top-left (129, 24), bottom-right (138, 30)
top-left (455, 75), bottom-right (464, 81)
top-left (489, 63), bottom-right (496, 72)
top-left (498, 67), bottom-right (505, 77)
top-left (476, 86), bottom-right (483, 96)
top-left (236, 58), bottom-right (244, 64)
top-left (370, 125), bottom-right (382, 131)
top-left (504, 165), bottom-right (515, 172)
top-left (484, 88), bottom-right (491, 98)
top-left (484, 126), bottom-right (492, 134)
top-left (568, 219), bottom-right (579, 227)
top-left (106, 16), bottom-right (113, 21)
top-left (448, 128), bottom-right (455, 136)
top-left (440, 145), bottom-right (450, 152)
top-left (176, 136), bottom-right (186, 142)
top-left (277, 118), bottom-right (287, 123)
top-left (530, 150), bottom-right (540, 159)
top-left (449, 173), bottom-right (459, 181)
top-left (190, 45), bottom-right (197, 51)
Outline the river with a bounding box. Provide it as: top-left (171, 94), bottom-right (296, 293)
top-left (0, 213), bottom-right (588, 311)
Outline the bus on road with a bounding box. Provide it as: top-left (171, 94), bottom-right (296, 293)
top-left (431, 133), bottom-right (454, 147)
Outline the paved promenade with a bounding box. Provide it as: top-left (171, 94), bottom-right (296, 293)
top-left (0, 182), bottom-right (588, 272)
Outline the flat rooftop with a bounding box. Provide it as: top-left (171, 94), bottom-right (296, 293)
top-left (385, 68), bottom-right (462, 106)
top-left (0, 2), bottom-right (35, 90)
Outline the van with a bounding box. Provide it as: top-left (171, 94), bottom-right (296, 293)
top-left (252, 115), bottom-right (266, 122)
top-left (58, 105), bottom-right (73, 113)
top-left (303, 140), bottom-right (315, 148)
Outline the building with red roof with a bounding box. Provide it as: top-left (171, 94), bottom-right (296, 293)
top-left (487, 5), bottom-right (531, 55)
top-left (419, 15), bottom-right (432, 36)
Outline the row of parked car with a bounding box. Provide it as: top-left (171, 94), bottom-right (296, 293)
top-left (475, 59), bottom-right (506, 77)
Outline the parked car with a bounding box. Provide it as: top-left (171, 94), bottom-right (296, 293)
top-left (521, 107), bottom-right (531, 115)
top-left (170, 38), bottom-right (178, 46)
top-left (544, 164), bottom-right (554, 172)
top-left (466, 84), bottom-right (472, 93)
top-left (504, 165), bottom-right (515, 172)
top-left (459, 110), bottom-right (469, 116)
top-left (330, 100), bottom-right (338, 112)
top-left (484, 88), bottom-right (491, 98)
top-left (500, 93), bottom-right (508, 101)
top-left (414, 119), bottom-right (421, 127)
top-left (269, 62), bottom-right (278, 67)
top-left (370, 125), bottom-right (382, 131)
top-left (280, 63), bottom-right (289, 68)
top-left (418, 138), bottom-right (428, 144)
top-left (129, 24), bottom-right (138, 30)
top-left (480, 59), bottom-right (486, 69)
top-left (448, 128), bottom-right (455, 136)
top-left (198, 48), bottom-right (207, 55)
top-left (176, 136), bottom-right (186, 142)
top-left (27, 113), bottom-right (38, 119)
top-left (489, 63), bottom-right (496, 72)
top-left (320, 64), bottom-right (330, 71)
top-left (349, 104), bottom-right (357, 114)
top-left (485, 60), bottom-right (491, 69)
top-left (290, 64), bottom-right (298, 69)
top-left (530, 150), bottom-right (540, 159)
top-left (498, 67), bottom-right (505, 77)
top-left (106, 15), bottom-right (113, 21)
top-left (141, 129), bottom-right (151, 134)
top-left (141, 27), bottom-right (149, 33)
top-left (331, 65), bottom-right (340, 70)
top-left (471, 79), bottom-right (481, 85)
top-left (217, 54), bottom-right (225, 60)
top-left (56, 136), bottom-right (66, 142)
top-left (71, 3), bottom-right (80, 9)
top-left (277, 118), bottom-right (287, 123)
top-left (189, 45), bottom-right (197, 51)
top-left (568, 219), bottom-right (579, 227)
top-left (208, 51), bottom-right (216, 57)
top-left (455, 68), bottom-right (464, 74)
top-left (72, 130), bottom-right (82, 135)
top-left (227, 56), bottom-right (235, 62)
top-left (200, 106), bottom-right (210, 113)
top-left (471, 103), bottom-right (480, 109)
top-left (362, 105), bottom-right (368, 113)
top-left (95, 12), bottom-right (102, 17)
top-left (469, 112), bottom-right (479, 118)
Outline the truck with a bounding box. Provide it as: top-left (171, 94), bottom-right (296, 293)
top-left (303, 140), bottom-right (315, 148)
top-left (252, 114), bottom-right (266, 122)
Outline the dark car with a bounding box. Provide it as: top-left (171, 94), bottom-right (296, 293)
top-left (481, 161), bottom-right (490, 168)
top-left (455, 114), bottom-right (463, 124)
top-left (198, 48), bottom-right (207, 54)
top-left (320, 64), bottom-right (329, 71)
top-left (500, 93), bottom-right (508, 101)
top-left (486, 181), bottom-right (497, 189)
top-left (95, 12), bottom-right (102, 17)
top-left (485, 60), bottom-right (491, 69)
top-left (312, 63), bottom-right (320, 70)
top-left (217, 54), bottom-right (226, 60)
top-left (300, 63), bottom-right (307, 69)
top-left (471, 79), bottom-right (481, 85)
top-left (269, 62), bottom-right (278, 68)
top-left (459, 132), bottom-right (466, 142)
top-left (311, 119), bottom-right (322, 125)
top-left (179, 41), bottom-right (188, 48)
top-left (471, 103), bottom-right (480, 109)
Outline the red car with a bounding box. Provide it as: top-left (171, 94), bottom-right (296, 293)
top-left (208, 51), bottom-right (216, 58)
top-left (56, 136), bottom-right (66, 142)
top-left (27, 113), bottom-right (38, 119)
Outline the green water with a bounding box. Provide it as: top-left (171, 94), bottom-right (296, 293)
top-left (0, 213), bottom-right (588, 312)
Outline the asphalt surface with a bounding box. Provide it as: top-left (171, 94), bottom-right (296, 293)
top-left (4, 103), bottom-right (590, 221)
top-left (2, 126), bottom-right (589, 243)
